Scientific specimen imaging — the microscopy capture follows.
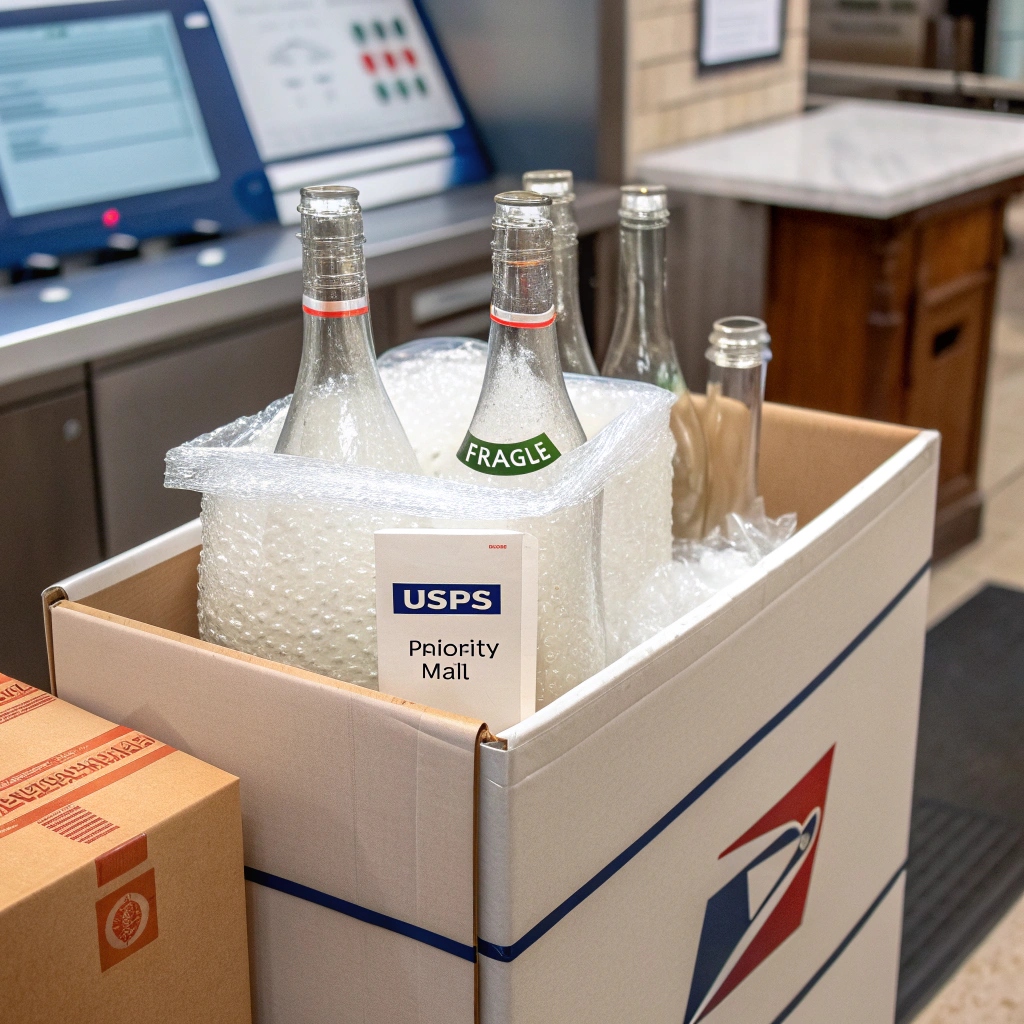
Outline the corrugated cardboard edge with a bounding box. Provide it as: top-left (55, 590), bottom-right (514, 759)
top-left (45, 594), bottom-right (497, 748)
top-left (42, 584), bottom-right (66, 696)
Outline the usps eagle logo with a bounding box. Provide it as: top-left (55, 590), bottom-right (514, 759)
top-left (684, 747), bottom-right (835, 1023)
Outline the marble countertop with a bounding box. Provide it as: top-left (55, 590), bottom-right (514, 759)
top-left (637, 100), bottom-right (1024, 219)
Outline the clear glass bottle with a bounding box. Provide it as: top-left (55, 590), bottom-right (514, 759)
top-left (202, 184), bottom-right (419, 690)
top-left (522, 169), bottom-right (599, 375)
top-left (457, 190), bottom-right (605, 709)
top-left (601, 184), bottom-right (708, 539)
top-left (275, 184), bottom-right (418, 471)
top-left (702, 316), bottom-right (772, 533)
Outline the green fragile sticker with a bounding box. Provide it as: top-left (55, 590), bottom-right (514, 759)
top-left (456, 431), bottom-right (562, 476)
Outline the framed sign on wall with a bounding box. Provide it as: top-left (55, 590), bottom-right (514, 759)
top-left (697, 0), bottom-right (787, 71)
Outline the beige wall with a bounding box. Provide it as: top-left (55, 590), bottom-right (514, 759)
top-left (624, 0), bottom-right (809, 172)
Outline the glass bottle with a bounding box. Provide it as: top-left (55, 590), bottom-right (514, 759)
top-left (601, 184), bottom-right (708, 539)
top-left (522, 169), bottom-right (599, 375)
top-left (702, 316), bottom-right (772, 533)
top-left (457, 190), bottom-right (605, 709)
top-left (205, 184), bottom-right (419, 690)
top-left (275, 184), bottom-right (418, 471)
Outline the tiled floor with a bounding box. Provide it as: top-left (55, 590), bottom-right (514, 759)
top-left (913, 203), bottom-right (1024, 1023)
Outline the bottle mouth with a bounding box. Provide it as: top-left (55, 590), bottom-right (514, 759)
top-left (706, 316), bottom-right (772, 367)
top-left (298, 183), bottom-right (364, 253)
top-left (299, 184), bottom-right (360, 217)
top-left (620, 184), bottom-right (669, 226)
top-left (522, 170), bottom-right (574, 202)
top-left (494, 190), bottom-right (553, 219)
top-left (492, 191), bottom-right (553, 259)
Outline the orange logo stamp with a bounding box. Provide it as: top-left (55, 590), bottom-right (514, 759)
top-left (95, 867), bottom-right (158, 971)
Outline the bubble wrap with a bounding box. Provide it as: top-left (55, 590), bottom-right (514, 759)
top-left (165, 338), bottom-right (677, 694)
top-left (608, 498), bottom-right (798, 658)
top-left (197, 496), bottom-right (410, 687)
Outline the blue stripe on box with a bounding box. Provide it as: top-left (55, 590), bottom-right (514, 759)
top-left (243, 866), bottom-right (477, 963)
top-left (477, 560), bottom-right (930, 962)
top-left (770, 862), bottom-right (908, 1022)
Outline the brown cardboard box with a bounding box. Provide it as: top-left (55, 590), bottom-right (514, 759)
top-left (0, 675), bottom-right (251, 1024)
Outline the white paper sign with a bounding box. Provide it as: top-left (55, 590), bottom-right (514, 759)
top-left (699, 0), bottom-right (784, 67)
top-left (374, 529), bottom-right (539, 733)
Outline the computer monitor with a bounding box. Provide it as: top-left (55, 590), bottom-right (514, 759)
top-left (204, 0), bottom-right (490, 223)
top-left (0, 0), bottom-right (275, 267)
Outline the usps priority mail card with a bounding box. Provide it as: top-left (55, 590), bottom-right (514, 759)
top-left (374, 530), bottom-right (539, 732)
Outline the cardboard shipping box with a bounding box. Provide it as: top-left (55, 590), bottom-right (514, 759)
top-left (43, 403), bottom-right (939, 1024)
top-left (0, 676), bottom-right (251, 1024)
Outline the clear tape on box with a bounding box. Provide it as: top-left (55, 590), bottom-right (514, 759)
top-left (164, 339), bottom-right (678, 693)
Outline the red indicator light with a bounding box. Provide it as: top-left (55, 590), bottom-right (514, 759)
top-left (403, 48), bottom-right (416, 65)
top-left (361, 53), bottom-right (375, 72)
top-left (383, 50), bottom-right (396, 69)
top-left (102, 208), bottom-right (120, 228)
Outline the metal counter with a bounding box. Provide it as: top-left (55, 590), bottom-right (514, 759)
top-left (0, 180), bottom-right (619, 389)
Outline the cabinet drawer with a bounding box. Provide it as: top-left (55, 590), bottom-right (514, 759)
top-left (93, 316), bottom-right (302, 555)
top-left (905, 281), bottom-right (988, 489)
top-left (918, 204), bottom-right (997, 293)
top-left (0, 386), bottom-right (102, 686)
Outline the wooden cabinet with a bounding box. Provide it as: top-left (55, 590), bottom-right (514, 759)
top-left (0, 370), bottom-right (102, 687)
top-left (907, 281), bottom-right (989, 493)
top-left (765, 182), bottom-right (1015, 558)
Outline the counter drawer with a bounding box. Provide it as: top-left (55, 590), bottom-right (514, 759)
top-left (918, 204), bottom-right (997, 293)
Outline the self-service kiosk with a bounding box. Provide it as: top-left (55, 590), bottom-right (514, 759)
top-left (0, 0), bottom-right (489, 266)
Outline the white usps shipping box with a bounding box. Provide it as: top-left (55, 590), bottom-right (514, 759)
top-left (44, 403), bottom-right (937, 1024)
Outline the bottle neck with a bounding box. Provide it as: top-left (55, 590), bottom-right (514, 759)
top-left (274, 247), bottom-right (387, 458)
top-left (299, 233), bottom-right (378, 383)
top-left (299, 307), bottom-right (380, 382)
top-left (487, 247), bottom-right (562, 375)
top-left (551, 229), bottom-right (598, 375)
top-left (605, 223), bottom-right (683, 393)
top-left (462, 241), bottom-right (585, 463)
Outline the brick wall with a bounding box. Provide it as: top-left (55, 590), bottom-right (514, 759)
top-left (624, 0), bottom-right (809, 171)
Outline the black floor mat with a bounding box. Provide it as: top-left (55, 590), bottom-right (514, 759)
top-left (896, 585), bottom-right (1024, 1023)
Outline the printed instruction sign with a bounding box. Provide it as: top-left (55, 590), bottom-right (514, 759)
top-left (374, 529), bottom-right (539, 733)
top-left (699, 0), bottom-right (784, 69)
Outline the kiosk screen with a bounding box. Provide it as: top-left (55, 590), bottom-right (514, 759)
top-left (205, 0), bottom-right (464, 162)
top-left (0, 12), bottom-right (219, 217)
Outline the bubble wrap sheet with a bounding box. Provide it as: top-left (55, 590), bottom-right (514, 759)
top-left (608, 499), bottom-right (798, 659)
top-left (165, 339), bottom-right (677, 691)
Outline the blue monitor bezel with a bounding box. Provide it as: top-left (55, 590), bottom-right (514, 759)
top-left (0, 0), bottom-right (276, 268)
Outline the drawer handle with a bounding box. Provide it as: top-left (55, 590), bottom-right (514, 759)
top-left (933, 324), bottom-right (962, 356)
